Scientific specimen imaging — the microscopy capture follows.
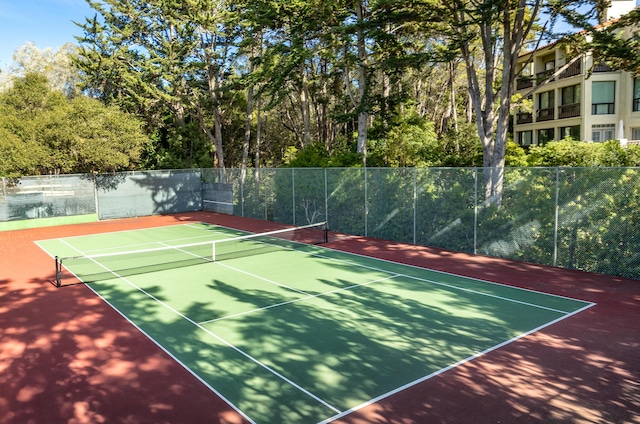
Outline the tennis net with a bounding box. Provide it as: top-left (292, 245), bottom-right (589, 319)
top-left (54, 222), bottom-right (328, 287)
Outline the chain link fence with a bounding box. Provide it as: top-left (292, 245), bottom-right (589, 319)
top-left (0, 174), bottom-right (95, 221)
top-left (204, 167), bottom-right (639, 280)
top-left (2, 167), bottom-right (638, 280)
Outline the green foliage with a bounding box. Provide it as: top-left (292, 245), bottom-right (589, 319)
top-left (436, 123), bottom-right (484, 167)
top-left (144, 121), bottom-right (215, 169)
top-left (367, 108), bottom-right (439, 167)
top-left (67, 96), bottom-right (150, 173)
top-left (505, 140), bottom-right (529, 167)
top-left (626, 144), bottom-right (640, 166)
top-left (526, 139), bottom-right (638, 167)
top-left (284, 140), bottom-right (362, 168)
top-left (0, 73), bottom-right (150, 177)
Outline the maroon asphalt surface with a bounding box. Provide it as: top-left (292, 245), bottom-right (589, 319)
top-left (1, 212), bottom-right (638, 423)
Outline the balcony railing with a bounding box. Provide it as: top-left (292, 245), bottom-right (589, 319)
top-left (537, 107), bottom-right (555, 121)
top-left (516, 113), bottom-right (533, 124)
top-left (516, 76), bottom-right (534, 90)
top-left (593, 63), bottom-right (614, 73)
top-left (559, 61), bottom-right (582, 79)
top-left (592, 103), bottom-right (615, 115)
top-left (634, 98), bottom-right (640, 112)
top-left (536, 69), bottom-right (556, 84)
top-left (558, 103), bottom-right (581, 119)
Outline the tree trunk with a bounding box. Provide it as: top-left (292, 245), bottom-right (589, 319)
top-left (356, 0), bottom-right (368, 162)
top-left (300, 65), bottom-right (312, 148)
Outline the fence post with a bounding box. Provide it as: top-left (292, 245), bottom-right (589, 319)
top-left (474, 168), bottom-right (478, 255)
top-left (413, 168), bottom-right (417, 245)
top-left (240, 168), bottom-right (245, 218)
top-left (264, 168), bottom-right (268, 221)
top-left (92, 173), bottom-right (100, 220)
top-left (324, 168), bottom-right (329, 228)
top-left (364, 167), bottom-right (368, 237)
top-left (292, 168), bottom-right (296, 226)
top-left (553, 167), bottom-right (560, 267)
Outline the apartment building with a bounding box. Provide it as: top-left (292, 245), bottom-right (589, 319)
top-left (513, 0), bottom-right (640, 147)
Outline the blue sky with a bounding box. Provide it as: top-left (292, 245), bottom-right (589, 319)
top-left (0, 0), bottom-right (95, 70)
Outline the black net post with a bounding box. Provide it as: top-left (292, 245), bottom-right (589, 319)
top-left (54, 256), bottom-right (61, 288)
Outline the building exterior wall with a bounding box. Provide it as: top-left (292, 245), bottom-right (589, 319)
top-left (513, 5), bottom-right (640, 147)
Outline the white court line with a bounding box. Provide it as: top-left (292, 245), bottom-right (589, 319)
top-left (317, 301), bottom-right (596, 424)
top-left (56, 237), bottom-right (341, 417)
top-left (45, 227), bottom-right (597, 424)
top-left (54, 239), bottom-right (257, 424)
top-left (198, 273), bottom-right (401, 325)
top-left (202, 222), bottom-right (592, 308)
top-left (197, 239), bottom-right (581, 316)
top-left (36, 222), bottom-right (231, 255)
top-left (288, 247), bottom-right (585, 315)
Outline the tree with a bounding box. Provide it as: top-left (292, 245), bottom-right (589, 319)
top-left (0, 42), bottom-right (80, 95)
top-left (75, 0), bottom-right (242, 169)
top-left (0, 73), bottom-right (150, 177)
top-left (560, 5), bottom-right (640, 75)
top-left (425, 0), bottom-right (544, 205)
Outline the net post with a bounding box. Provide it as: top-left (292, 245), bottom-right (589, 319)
top-left (54, 256), bottom-right (61, 288)
top-left (212, 241), bottom-right (216, 262)
top-left (323, 222), bottom-right (328, 244)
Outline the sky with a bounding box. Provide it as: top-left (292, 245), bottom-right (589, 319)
top-left (0, 0), bottom-right (95, 71)
top-left (1, 1), bottom-right (638, 73)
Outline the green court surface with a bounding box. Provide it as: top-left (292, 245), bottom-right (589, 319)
top-left (36, 223), bottom-right (595, 424)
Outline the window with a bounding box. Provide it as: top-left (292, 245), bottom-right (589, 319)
top-left (538, 128), bottom-right (554, 145)
top-left (544, 59), bottom-right (555, 71)
top-left (537, 55), bottom-right (556, 83)
top-left (559, 85), bottom-right (581, 118)
top-left (562, 85), bottom-right (580, 104)
top-left (632, 128), bottom-right (640, 141)
top-left (539, 90), bottom-right (554, 108)
top-left (537, 90), bottom-right (555, 121)
top-left (560, 125), bottom-right (580, 140)
top-left (518, 131), bottom-right (533, 146)
top-left (592, 81), bottom-right (615, 114)
top-left (592, 124), bottom-right (616, 142)
top-left (634, 78), bottom-right (640, 112)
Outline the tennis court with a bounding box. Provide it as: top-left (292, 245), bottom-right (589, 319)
top-left (35, 221), bottom-right (594, 424)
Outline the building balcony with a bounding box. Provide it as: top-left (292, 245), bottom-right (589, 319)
top-left (516, 113), bottom-right (533, 124)
top-left (536, 69), bottom-right (555, 84)
top-left (558, 103), bottom-right (581, 119)
top-left (516, 76), bottom-right (534, 90)
top-left (537, 107), bottom-right (555, 121)
top-left (559, 61), bottom-right (582, 79)
top-left (593, 63), bottom-right (614, 73)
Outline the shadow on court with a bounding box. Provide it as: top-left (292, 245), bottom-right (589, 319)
top-left (1, 211), bottom-right (638, 423)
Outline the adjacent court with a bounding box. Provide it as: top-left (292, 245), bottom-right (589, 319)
top-left (35, 221), bottom-right (594, 424)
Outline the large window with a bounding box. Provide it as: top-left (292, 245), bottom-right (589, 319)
top-left (632, 128), bottom-right (640, 141)
top-left (538, 128), bottom-right (555, 145)
top-left (562, 84), bottom-right (581, 104)
top-left (559, 85), bottom-right (581, 118)
top-left (560, 125), bottom-right (581, 140)
top-left (634, 78), bottom-right (640, 112)
top-left (537, 90), bottom-right (555, 121)
top-left (592, 124), bottom-right (616, 142)
top-left (518, 131), bottom-right (533, 146)
top-left (592, 81), bottom-right (615, 114)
